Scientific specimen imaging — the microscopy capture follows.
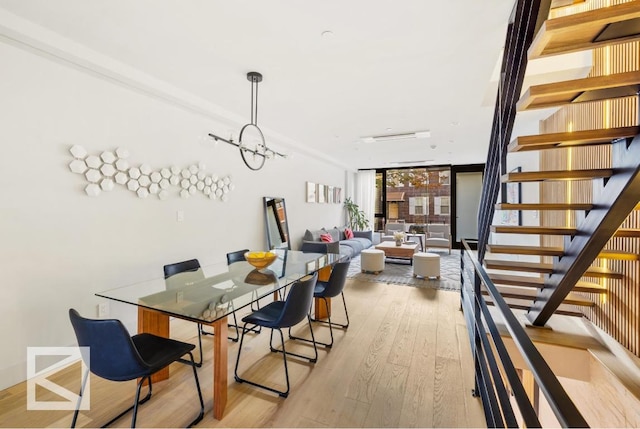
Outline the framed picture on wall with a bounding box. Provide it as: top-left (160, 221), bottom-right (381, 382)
top-left (335, 187), bottom-right (342, 204)
top-left (317, 184), bottom-right (325, 203)
top-left (328, 186), bottom-right (334, 203)
top-left (306, 182), bottom-right (316, 203)
top-left (501, 167), bottom-right (522, 225)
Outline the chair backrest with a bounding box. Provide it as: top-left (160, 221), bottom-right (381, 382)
top-left (163, 259), bottom-right (201, 278)
top-left (320, 260), bottom-right (351, 298)
top-left (226, 249), bottom-right (250, 265)
top-left (69, 309), bottom-right (148, 381)
top-left (275, 272), bottom-right (318, 328)
top-left (427, 223), bottom-right (450, 237)
top-left (164, 259), bottom-right (204, 290)
top-left (385, 222), bottom-right (405, 234)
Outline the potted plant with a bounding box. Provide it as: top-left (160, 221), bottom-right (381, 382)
top-left (344, 197), bottom-right (370, 231)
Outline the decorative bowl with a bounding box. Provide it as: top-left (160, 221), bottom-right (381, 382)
top-left (244, 251), bottom-right (277, 270)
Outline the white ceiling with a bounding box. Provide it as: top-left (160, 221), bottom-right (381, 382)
top-left (0, 0), bottom-right (519, 170)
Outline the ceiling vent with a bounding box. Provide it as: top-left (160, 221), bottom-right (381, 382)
top-left (361, 130), bottom-right (431, 143)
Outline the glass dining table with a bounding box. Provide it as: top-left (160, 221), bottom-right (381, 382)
top-left (96, 249), bottom-right (342, 420)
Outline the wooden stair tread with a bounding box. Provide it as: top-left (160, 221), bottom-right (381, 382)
top-left (502, 169), bottom-right (613, 182)
top-left (517, 70), bottom-right (640, 111)
top-left (487, 273), bottom-right (606, 294)
top-left (486, 244), bottom-right (565, 256)
top-left (485, 297), bottom-right (584, 317)
top-left (508, 126), bottom-right (640, 152)
top-left (496, 202), bottom-right (594, 210)
top-left (597, 250), bottom-right (640, 261)
top-left (491, 225), bottom-right (578, 235)
top-left (484, 259), bottom-right (623, 279)
top-left (482, 286), bottom-right (595, 307)
top-left (529, 1), bottom-right (640, 59)
top-left (614, 228), bottom-right (640, 237)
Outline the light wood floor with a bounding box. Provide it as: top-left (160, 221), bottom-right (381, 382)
top-left (0, 279), bottom-right (486, 428)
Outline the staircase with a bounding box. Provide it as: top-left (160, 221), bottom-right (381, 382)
top-left (481, 1), bottom-right (640, 326)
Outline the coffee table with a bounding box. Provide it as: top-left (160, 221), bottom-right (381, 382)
top-left (375, 241), bottom-right (419, 264)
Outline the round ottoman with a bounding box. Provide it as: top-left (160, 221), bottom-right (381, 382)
top-left (413, 252), bottom-right (440, 279)
top-left (361, 249), bottom-right (385, 274)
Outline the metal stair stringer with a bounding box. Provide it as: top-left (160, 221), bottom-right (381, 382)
top-left (527, 134), bottom-right (640, 326)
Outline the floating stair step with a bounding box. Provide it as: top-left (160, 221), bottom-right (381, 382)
top-left (597, 251), bottom-right (640, 261)
top-left (517, 70), bottom-right (640, 111)
top-left (488, 273), bottom-right (606, 294)
top-left (529, 1), bottom-right (640, 59)
top-left (491, 225), bottom-right (578, 235)
top-left (614, 228), bottom-right (640, 237)
top-left (482, 286), bottom-right (595, 307)
top-left (486, 244), bottom-right (565, 256)
top-left (496, 203), bottom-right (594, 211)
top-left (508, 126), bottom-right (640, 152)
top-left (483, 259), bottom-right (623, 279)
top-left (485, 297), bottom-right (584, 317)
top-left (502, 169), bottom-right (613, 182)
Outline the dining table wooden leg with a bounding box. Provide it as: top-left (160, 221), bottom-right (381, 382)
top-left (315, 265), bottom-right (333, 319)
top-left (138, 307), bottom-right (170, 383)
top-left (212, 316), bottom-right (228, 420)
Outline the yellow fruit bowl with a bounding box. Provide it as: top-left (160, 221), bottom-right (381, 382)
top-left (244, 251), bottom-right (277, 270)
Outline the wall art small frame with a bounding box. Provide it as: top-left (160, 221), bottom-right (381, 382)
top-left (306, 181), bottom-right (316, 203)
top-left (317, 184), bottom-right (326, 203)
top-left (305, 182), bottom-right (341, 204)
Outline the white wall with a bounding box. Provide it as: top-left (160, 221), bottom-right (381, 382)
top-left (0, 41), bottom-right (348, 390)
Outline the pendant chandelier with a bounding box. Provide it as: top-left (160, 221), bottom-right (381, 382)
top-left (209, 72), bottom-right (286, 171)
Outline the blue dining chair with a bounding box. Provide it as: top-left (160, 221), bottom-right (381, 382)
top-left (164, 258), bottom-right (240, 357)
top-left (291, 259), bottom-right (351, 348)
top-left (68, 309), bottom-right (204, 428)
top-left (234, 273), bottom-right (319, 398)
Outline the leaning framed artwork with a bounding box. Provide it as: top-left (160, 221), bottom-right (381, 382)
top-left (501, 167), bottom-right (522, 225)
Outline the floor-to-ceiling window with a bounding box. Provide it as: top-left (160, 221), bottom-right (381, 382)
top-left (374, 166), bottom-right (451, 231)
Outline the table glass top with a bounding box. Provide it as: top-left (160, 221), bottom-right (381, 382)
top-left (96, 250), bottom-right (341, 324)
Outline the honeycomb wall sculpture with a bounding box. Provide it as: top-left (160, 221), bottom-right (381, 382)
top-left (68, 145), bottom-right (234, 200)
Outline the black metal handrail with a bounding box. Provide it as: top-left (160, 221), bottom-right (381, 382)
top-left (460, 239), bottom-right (588, 428)
top-left (477, 0), bottom-right (551, 262)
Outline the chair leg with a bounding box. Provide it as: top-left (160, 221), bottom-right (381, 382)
top-left (130, 376), bottom-right (147, 428)
top-left (236, 324), bottom-right (310, 398)
top-left (97, 376), bottom-right (153, 428)
top-left (276, 315), bottom-right (319, 361)
top-left (185, 351), bottom-right (205, 427)
top-left (291, 298), bottom-right (336, 348)
top-left (310, 292), bottom-right (350, 329)
top-left (71, 368), bottom-right (90, 428)
top-left (180, 326), bottom-right (204, 367)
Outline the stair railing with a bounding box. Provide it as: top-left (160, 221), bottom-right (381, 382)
top-left (460, 239), bottom-right (588, 428)
top-left (477, 0), bottom-right (551, 262)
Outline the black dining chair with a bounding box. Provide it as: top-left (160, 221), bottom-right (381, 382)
top-left (227, 249), bottom-right (262, 334)
top-left (68, 309), bottom-right (204, 428)
top-left (164, 259), bottom-right (240, 359)
top-left (291, 259), bottom-right (351, 348)
top-left (234, 273), bottom-right (319, 398)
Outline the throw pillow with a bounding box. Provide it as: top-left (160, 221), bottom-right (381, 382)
top-left (320, 233), bottom-right (333, 243)
top-left (429, 232), bottom-right (445, 239)
top-left (344, 227), bottom-right (354, 239)
top-left (327, 227), bottom-right (340, 242)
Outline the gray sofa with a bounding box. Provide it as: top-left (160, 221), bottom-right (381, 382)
top-left (301, 226), bottom-right (373, 259)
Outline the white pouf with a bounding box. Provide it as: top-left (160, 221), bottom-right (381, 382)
top-left (361, 249), bottom-right (385, 274)
top-left (413, 252), bottom-right (440, 279)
